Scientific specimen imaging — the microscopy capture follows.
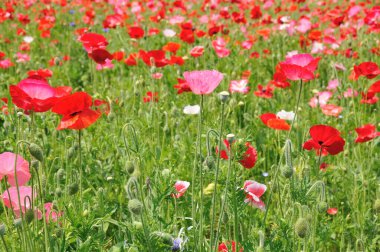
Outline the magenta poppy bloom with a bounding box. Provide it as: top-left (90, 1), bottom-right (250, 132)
top-left (183, 70), bottom-right (224, 95)
top-left (279, 53), bottom-right (320, 81)
top-left (0, 152), bottom-right (30, 186)
top-left (242, 180), bottom-right (267, 211)
top-left (10, 77), bottom-right (72, 112)
top-left (172, 180), bottom-right (190, 198)
top-left (2, 186), bottom-right (35, 217)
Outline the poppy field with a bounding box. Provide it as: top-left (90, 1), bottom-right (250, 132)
top-left (0, 0), bottom-right (380, 251)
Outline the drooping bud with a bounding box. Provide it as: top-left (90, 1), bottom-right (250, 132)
top-left (203, 155), bottom-right (215, 170)
top-left (150, 231), bottom-right (173, 246)
top-left (0, 224), bottom-right (6, 236)
top-left (281, 165), bottom-right (293, 178)
top-left (374, 199), bottom-right (380, 212)
top-left (295, 218), bottom-right (309, 238)
top-left (317, 201), bottom-right (328, 213)
top-left (68, 182), bottom-right (79, 195)
top-left (14, 218), bottom-right (22, 228)
top-left (126, 161), bottom-right (135, 174)
top-left (284, 139), bottom-right (293, 170)
top-left (29, 143), bottom-right (44, 162)
top-left (25, 209), bottom-right (34, 223)
top-left (128, 199), bottom-right (143, 215)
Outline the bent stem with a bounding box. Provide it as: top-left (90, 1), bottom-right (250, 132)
top-left (263, 80), bottom-right (303, 227)
top-left (210, 102), bottom-right (226, 248)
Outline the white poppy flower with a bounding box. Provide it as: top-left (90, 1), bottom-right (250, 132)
top-left (183, 105), bottom-right (200, 115)
top-left (276, 110), bottom-right (295, 121)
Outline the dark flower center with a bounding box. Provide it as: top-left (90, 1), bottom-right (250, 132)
top-left (70, 111), bottom-right (80, 117)
top-left (318, 141), bottom-right (324, 145)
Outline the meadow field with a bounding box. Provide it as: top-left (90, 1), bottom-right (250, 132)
top-left (0, 0), bottom-right (379, 251)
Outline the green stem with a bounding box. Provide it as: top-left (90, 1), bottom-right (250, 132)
top-left (210, 102), bottom-right (225, 249)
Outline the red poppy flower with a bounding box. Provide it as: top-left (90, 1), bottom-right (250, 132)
top-left (162, 42), bottom-right (181, 54)
top-left (217, 140), bottom-right (258, 169)
top-left (51, 92), bottom-right (101, 130)
top-left (112, 51), bottom-right (125, 61)
top-left (271, 71), bottom-right (290, 88)
top-left (179, 29), bottom-right (195, 44)
top-left (218, 241), bottom-right (243, 252)
top-left (124, 53), bottom-right (138, 66)
top-left (173, 78), bottom-right (191, 94)
top-left (303, 125), bottom-right (345, 156)
top-left (352, 62), bottom-right (380, 80)
top-left (139, 50), bottom-right (169, 68)
top-left (260, 113), bottom-right (290, 131)
top-left (327, 208), bottom-right (338, 215)
top-left (128, 26), bottom-right (144, 39)
top-left (27, 69), bottom-right (53, 79)
top-left (10, 77), bottom-right (71, 113)
top-left (190, 46), bottom-right (204, 58)
top-left (88, 49), bottom-right (113, 64)
top-left (254, 84), bottom-right (274, 98)
top-left (143, 91), bottom-right (159, 103)
top-left (78, 33), bottom-right (108, 52)
top-left (1, 98), bottom-right (8, 114)
top-left (355, 124), bottom-right (380, 143)
top-left (103, 14), bottom-right (123, 29)
top-left (279, 53), bottom-right (321, 81)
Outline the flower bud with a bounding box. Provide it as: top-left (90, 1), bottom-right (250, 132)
top-left (281, 165), bottom-right (293, 178)
top-left (128, 199), bottom-right (143, 215)
top-left (25, 209), bottom-right (34, 223)
top-left (374, 199), bottom-right (380, 212)
top-left (0, 224), bottom-right (6, 236)
top-left (317, 201), bottom-right (328, 213)
top-left (126, 161), bottom-right (135, 174)
top-left (56, 168), bottom-right (65, 181)
top-left (161, 169), bottom-right (171, 179)
top-left (203, 155), bottom-right (215, 170)
top-left (14, 218), bottom-right (22, 228)
top-left (29, 143), bottom-right (44, 162)
top-left (132, 221), bottom-right (143, 230)
top-left (55, 188), bottom-right (62, 197)
top-left (150, 231), bottom-right (173, 246)
top-left (31, 160), bottom-right (39, 170)
top-left (68, 182), bottom-right (79, 195)
top-left (295, 218), bottom-right (309, 238)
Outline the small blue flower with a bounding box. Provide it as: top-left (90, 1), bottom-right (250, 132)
top-left (69, 10), bottom-right (75, 14)
top-left (69, 22), bottom-right (75, 27)
top-left (172, 238), bottom-right (182, 251)
top-left (103, 28), bottom-right (110, 33)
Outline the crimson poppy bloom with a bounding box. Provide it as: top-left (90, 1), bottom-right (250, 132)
top-left (128, 26), bottom-right (145, 39)
top-left (355, 124), bottom-right (380, 143)
top-left (218, 140), bottom-right (258, 169)
top-left (190, 46), bottom-right (204, 58)
top-left (103, 14), bottom-right (123, 29)
top-left (260, 113), bottom-right (290, 131)
top-left (27, 69), bottom-right (53, 79)
top-left (327, 208), bottom-right (338, 215)
top-left (279, 53), bottom-right (321, 81)
top-left (143, 91), bottom-right (159, 103)
top-left (303, 125), bottom-right (345, 156)
top-left (218, 241), bottom-right (243, 252)
top-left (254, 84), bottom-right (274, 98)
top-left (139, 50), bottom-right (169, 68)
top-left (352, 62), bottom-right (380, 80)
top-left (173, 78), bottom-right (191, 94)
top-left (88, 48), bottom-right (113, 64)
top-left (52, 91), bottom-right (101, 130)
top-left (10, 77), bottom-right (71, 112)
top-left (78, 33), bottom-right (108, 52)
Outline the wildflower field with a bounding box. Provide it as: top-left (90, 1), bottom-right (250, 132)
top-left (0, 0), bottom-right (379, 251)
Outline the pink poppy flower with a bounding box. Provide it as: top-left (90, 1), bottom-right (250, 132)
top-left (16, 52), bottom-right (30, 63)
top-left (2, 186), bottom-right (35, 216)
top-left (343, 88), bottom-right (358, 98)
top-left (229, 80), bottom-right (249, 94)
top-left (327, 79), bottom-right (339, 90)
top-left (309, 91), bottom-right (332, 108)
top-left (0, 152), bottom-right (31, 186)
top-left (172, 181), bottom-right (190, 198)
top-left (279, 53), bottom-right (320, 81)
top-left (183, 70), bottom-right (223, 95)
top-left (0, 59), bottom-right (14, 69)
top-left (334, 63), bottom-right (346, 71)
top-left (242, 180), bottom-right (267, 211)
top-left (321, 104), bottom-right (343, 117)
top-left (45, 203), bottom-right (63, 223)
top-left (190, 46), bottom-right (204, 58)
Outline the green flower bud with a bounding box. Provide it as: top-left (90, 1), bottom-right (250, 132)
top-left (128, 246), bottom-right (139, 252)
top-left (161, 169), bottom-right (171, 179)
top-left (317, 202), bottom-right (328, 213)
top-left (374, 199), bottom-right (380, 212)
top-left (31, 160), bottom-right (39, 170)
top-left (203, 156), bottom-right (215, 170)
top-left (126, 161), bottom-right (135, 174)
top-left (55, 188), bottom-right (62, 197)
top-left (56, 168), bottom-right (65, 181)
top-left (128, 199), bottom-right (143, 215)
top-left (132, 221), bottom-right (143, 230)
top-left (25, 209), bottom-right (34, 223)
top-left (150, 231), bottom-right (173, 246)
top-left (0, 224), bottom-right (6, 236)
top-left (295, 218), bottom-right (309, 238)
top-left (281, 165), bottom-right (293, 178)
top-left (29, 143), bottom-right (44, 162)
top-left (14, 218), bottom-right (22, 228)
top-left (68, 182), bottom-right (79, 195)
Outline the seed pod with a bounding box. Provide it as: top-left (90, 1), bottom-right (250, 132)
top-left (25, 209), bottom-right (34, 223)
top-left (295, 218), bottom-right (309, 238)
top-left (317, 201), bottom-right (328, 213)
top-left (29, 143), bottom-right (44, 162)
top-left (68, 182), bottom-right (79, 195)
top-left (128, 199), bottom-right (143, 215)
top-left (132, 221), bottom-right (143, 230)
top-left (218, 91), bottom-right (230, 103)
top-left (55, 188), bottom-right (62, 197)
top-left (56, 168), bottom-right (65, 181)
